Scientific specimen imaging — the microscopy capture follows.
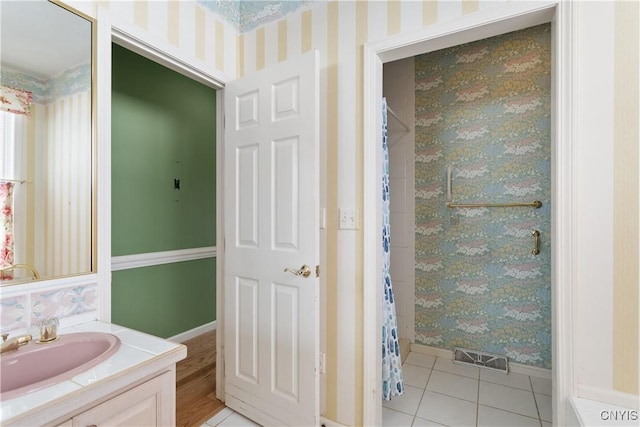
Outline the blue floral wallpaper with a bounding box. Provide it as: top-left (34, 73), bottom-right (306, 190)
top-left (413, 24), bottom-right (552, 369)
top-left (198, 0), bottom-right (317, 32)
top-left (197, 0), bottom-right (240, 28)
top-left (1, 62), bottom-right (90, 104)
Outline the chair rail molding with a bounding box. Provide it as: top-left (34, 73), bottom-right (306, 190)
top-left (111, 247), bottom-right (217, 271)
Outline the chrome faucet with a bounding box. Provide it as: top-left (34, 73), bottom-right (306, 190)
top-left (1, 333), bottom-right (33, 354)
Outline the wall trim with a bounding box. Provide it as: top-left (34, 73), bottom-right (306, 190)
top-left (410, 342), bottom-right (453, 359)
top-left (319, 416), bottom-right (348, 427)
top-left (110, 15), bottom-right (229, 89)
top-left (96, 6), bottom-right (113, 323)
top-left (576, 385), bottom-right (640, 411)
top-left (216, 89), bottom-right (226, 401)
top-left (168, 320), bottom-right (217, 343)
top-left (411, 343), bottom-right (552, 380)
top-left (0, 273), bottom-right (99, 298)
top-left (111, 247), bottom-right (217, 271)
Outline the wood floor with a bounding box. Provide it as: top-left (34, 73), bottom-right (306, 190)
top-left (176, 330), bottom-right (225, 426)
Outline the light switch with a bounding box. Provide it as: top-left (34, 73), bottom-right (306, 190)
top-left (339, 208), bottom-right (357, 230)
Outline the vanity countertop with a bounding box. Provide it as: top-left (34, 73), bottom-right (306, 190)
top-left (0, 320), bottom-right (187, 425)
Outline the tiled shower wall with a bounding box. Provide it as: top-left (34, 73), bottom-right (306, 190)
top-left (413, 24), bottom-right (552, 369)
top-left (384, 57), bottom-right (416, 342)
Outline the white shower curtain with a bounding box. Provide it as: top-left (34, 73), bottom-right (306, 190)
top-left (382, 98), bottom-right (404, 400)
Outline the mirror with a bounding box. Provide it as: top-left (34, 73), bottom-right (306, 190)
top-left (0, 0), bottom-right (94, 285)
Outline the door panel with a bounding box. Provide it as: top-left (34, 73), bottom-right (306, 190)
top-left (237, 145), bottom-right (259, 248)
top-left (236, 277), bottom-right (259, 384)
top-left (224, 50), bottom-right (319, 426)
top-left (272, 137), bottom-right (299, 251)
top-left (271, 282), bottom-right (299, 401)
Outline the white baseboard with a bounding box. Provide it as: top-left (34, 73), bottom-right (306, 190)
top-left (410, 343), bottom-right (552, 379)
top-left (320, 416), bottom-right (348, 427)
top-left (510, 361), bottom-right (552, 380)
top-left (410, 342), bottom-right (452, 359)
top-left (168, 320), bottom-right (216, 343)
top-left (577, 385), bottom-right (640, 411)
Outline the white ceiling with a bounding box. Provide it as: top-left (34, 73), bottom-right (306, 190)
top-left (1, 0), bottom-right (91, 80)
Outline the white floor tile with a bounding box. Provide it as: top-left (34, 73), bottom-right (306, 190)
top-left (382, 407), bottom-right (415, 427)
top-left (480, 369), bottom-right (532, 391)
top-left (405, 352), bottom-right (437, 369)
top-left (479, 382), bottom-right (539, 419)
top-left (531, 376), bottom-right (552, 396)
top-left (217, 412), bottom-right (261, 427)
top-left (402, 364), bottom-right (431, 389)
top-left (383, 385), bottom-right (425, 415)
top-left (416, 390), bottom-right (477, 426)
top-left (477, 405), bottom-right (541, 427)
top-left (542, 421), bottom-right (552, 427)
top-left (412, 416), bottom-right (447, 426)
top-left (433, 357), bottom-right (480, 379)
top-left (535, 393), bottom-right (553, 422)
top-left (426, 370), bottom-right (479, 402)
top-left (205, 408), bottom-right (234, 426)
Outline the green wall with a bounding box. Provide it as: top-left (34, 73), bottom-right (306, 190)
top-left (111, 260), bottom-right (215, 338)
top-left (111, 43), bottom-right (216, 338)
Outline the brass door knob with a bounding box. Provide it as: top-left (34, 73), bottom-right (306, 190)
top-left (284, 264), bottom-right (312, 278)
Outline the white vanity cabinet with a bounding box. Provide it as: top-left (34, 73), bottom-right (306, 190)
top-left (54, 371), bottom-right (174, 427)
top-left (1, 322), bottom-right (187, 427)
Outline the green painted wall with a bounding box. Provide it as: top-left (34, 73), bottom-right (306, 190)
top-left (111, 260), bottom-right (216, 338)
top-left (111, 44), bottom-right (216, 337)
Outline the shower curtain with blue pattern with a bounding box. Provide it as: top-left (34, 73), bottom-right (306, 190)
top-left (382, 98), bottom-right (404, 400)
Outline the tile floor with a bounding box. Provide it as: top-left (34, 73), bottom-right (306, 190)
top-left (383, 352), bottom-right (552, 427)
top-left (202, 407), bottom-right (261, 427)
top-left (200, 351), bottom-right (553, 427)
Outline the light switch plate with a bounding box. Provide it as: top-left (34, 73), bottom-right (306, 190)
top-left (339, 208), bottom-right (357, 230)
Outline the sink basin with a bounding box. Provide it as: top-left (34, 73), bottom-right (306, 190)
top-left (0, 332), bottom-right (121, 399)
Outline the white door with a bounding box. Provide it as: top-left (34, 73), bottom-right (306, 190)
top-left (223, 50), bottom-right (319, 427)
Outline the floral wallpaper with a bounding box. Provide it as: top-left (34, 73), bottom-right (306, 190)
top-left (413, 24), bottom-right (552, 368)
top-left (197, 0), bottom-right (240, 29)
top-left (198, 0), bottom-right (317, 32)
top-left (0, 62), bottom-right (90, 105)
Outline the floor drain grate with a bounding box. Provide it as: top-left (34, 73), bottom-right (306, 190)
top-left (453, 347), bottom-right (509, 374)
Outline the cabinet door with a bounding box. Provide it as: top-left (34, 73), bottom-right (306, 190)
top-left (55, 420), bottom-right (73, 427)
top-left (74, 371), bottom-right (173, 427)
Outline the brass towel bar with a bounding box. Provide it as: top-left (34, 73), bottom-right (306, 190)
top-left (0, 178), bottom-right (31, 184)
top-left (446, 200), bottom-right (542, 209)
top-left (446, 166), bottom-right (542, 210)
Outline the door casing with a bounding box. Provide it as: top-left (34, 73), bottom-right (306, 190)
top-left (363, 2), bottom-right (574, 426)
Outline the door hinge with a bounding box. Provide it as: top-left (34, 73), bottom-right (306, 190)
top-left (315, 265), bottom-right (320, 278)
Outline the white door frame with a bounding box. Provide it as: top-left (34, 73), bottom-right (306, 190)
top-left (95, 6), bottom-right (227, 377)
top-left (363, 1), bottom-right (577, 425)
